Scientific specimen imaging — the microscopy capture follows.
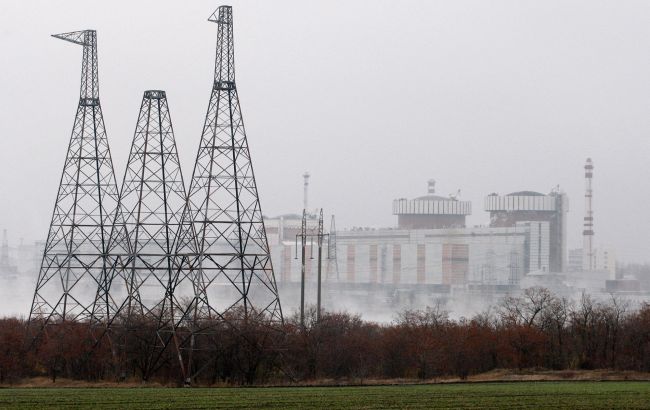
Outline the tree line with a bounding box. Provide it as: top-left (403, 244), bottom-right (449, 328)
top-left (1, 287), bottom-right (649, 385)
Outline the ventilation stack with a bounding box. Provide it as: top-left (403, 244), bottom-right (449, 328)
top-left (303, 172), bottom-right (310, 213)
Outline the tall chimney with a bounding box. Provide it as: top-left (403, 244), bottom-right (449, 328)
top-left (583, 158), bottom-right (594, 271)
top-left (303, 171), bottom-right (310, 212)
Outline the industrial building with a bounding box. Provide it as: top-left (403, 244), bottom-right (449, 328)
top-left (267, 180), bottom-right (569, 294)
top-left (392, 179), bottom-right (471, 229)
top-left (332, 225), bottom-right (526, 287)
top-left (569, 247), bottom-right (617, 277)
top-left (485, 188), bottom-right (568, 272)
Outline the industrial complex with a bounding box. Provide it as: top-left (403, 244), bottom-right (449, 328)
top-left (261, 158), bottom-right (649, 316)
top-left (0, 7), bottom-right (645, 323)
top-left (1, 156), bottom-right (648, 319)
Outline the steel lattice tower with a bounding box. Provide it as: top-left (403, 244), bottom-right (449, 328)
top-left (30, 30), bottom-right (125, 324)
top-left (105, 90), bottom-right (188, 377)
top-left (175, 6), bottom-right (283, 325)
top-left (109, 90), bottom-right (187, 322)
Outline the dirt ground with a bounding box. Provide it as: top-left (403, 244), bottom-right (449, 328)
top-left (2, 369), bottom-right (650, 388)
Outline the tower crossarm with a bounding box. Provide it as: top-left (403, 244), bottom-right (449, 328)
top-left (208, 6), bottom-right (235, 85)
top-left (52, 30), bottom-right (92, 46)
top-left (52, 30), bottom-right (99, 102)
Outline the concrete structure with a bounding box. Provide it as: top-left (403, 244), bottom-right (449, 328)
top-left (260, 176), bottom-right (643, 317)
top-left (266, 183), bottom-right (565, 288)
top-left (516, 221), bottom-right (550, 272)
top-left (265, 213), bottom-right (319, 245)
top-left (485, 189), bottom-right (568, 272)
top-left (267, 222), bottom-right (547, 288)
top-left (569, 247), bottom-right (616, 278)
top-left (593, 248), bottom-right (616, 277)
top-left (605, 278), bottom-right (640, 293)
top-left (0, 230), bottom-right (18, 278)
top-left (568, 248), bottom-right (583, 272)
top-left (583, 158), bottom-right (594, 270)
top-left (392, 180), bottom-right (471, 229)
top-left (0, 234), bottom-right (43, 279)
top-left (332, 226), bottom-right (527, 287)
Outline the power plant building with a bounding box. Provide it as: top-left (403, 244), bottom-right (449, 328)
top-left (485, 189), bottom-right (569, 272)
top-left (266, 181), bottom-right (568, 290)
top-left (331, 225), bottom-right (526, 287)
top-left (393, 180), bottom-right (471, 229)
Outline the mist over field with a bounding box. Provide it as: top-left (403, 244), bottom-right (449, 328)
top-left (2, 0), bottom-right (650, 321)
top-left (2, 2), bottom-right (650, 394)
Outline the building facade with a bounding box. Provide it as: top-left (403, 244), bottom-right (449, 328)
top-left (265, 183), bottom-right (567, 289)
top-left (485, 190), bottom-right (568, 272)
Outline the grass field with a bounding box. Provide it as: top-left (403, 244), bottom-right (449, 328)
top-left (0, 381), bottom-right (649, 409)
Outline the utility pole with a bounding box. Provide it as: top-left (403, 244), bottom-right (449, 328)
top-left (296, 209), bottom-right (329, 326)
top-left (317, 209), bottom-right (324, 322)
top-left (300, 209), bottom-right (307, 327)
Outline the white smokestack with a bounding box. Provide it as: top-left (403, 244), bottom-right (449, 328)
top-left (303, 171), bottom-right (310, 212)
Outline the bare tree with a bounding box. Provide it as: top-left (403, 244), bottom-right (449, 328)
top-left (499, 287), bottom-right (553, 328)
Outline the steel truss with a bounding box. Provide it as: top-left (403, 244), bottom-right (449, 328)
top-left (170, 5), bottom-right (284, 382)
top-left (176, 4), bottom-right (283, 322)
top-left (30, 7), bottom-right (285, 383)
top-left (30, 30), bottom-right (125, 325)
top-left (104, 90), bottom-right (188, 379)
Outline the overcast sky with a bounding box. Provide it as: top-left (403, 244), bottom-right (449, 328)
top-left (1, 0), bottom-right (650, 262)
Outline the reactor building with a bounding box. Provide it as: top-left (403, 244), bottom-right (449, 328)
top-left (267, 180), bottom-right (569, 294)
top-left (392, 179), bottom-right (471, 229)
top-left (484, 188), bottom-right (569, 272)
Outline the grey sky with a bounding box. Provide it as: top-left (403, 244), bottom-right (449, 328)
top-left (1, 0), bottom-right (649, 262)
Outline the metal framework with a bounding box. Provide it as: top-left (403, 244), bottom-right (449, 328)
top-left (295, 209), bottom-right (329, 325)
top-left (109, 90), bottom-right (187, 320)
top-left (316, 209), bottom-right (324, 321)
top-left (103, 91), bottom-right (188, 377)
top-left (30, 30), bottom-right (124, 324)
top-left (174, 5), bottom-right (283, 326)
top-left (299, 210), bottom-right (307, 326)
top-left (29, 8), bottom-right (285, 383)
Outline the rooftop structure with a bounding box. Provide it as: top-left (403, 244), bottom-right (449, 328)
top-left (393, 180), bottom-right (471, 229)
top-left (485, 188), bottom-right (568, 272)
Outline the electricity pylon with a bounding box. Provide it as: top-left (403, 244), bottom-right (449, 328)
top-left (30, 30), bottom-right (125, 325)
top-left (103, 91), bottom-right (188, 378)
top-left (175, 5), bottom-right (283, 326)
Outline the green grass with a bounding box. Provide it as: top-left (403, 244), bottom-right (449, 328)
top-left (0, 382), bottom-right (649, 409)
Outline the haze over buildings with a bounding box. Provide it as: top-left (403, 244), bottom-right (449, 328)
top-left (2, 1), bottom-right (650, 319)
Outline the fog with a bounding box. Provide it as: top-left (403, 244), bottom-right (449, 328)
top-left (2, 1), bottom-right (650, 318)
